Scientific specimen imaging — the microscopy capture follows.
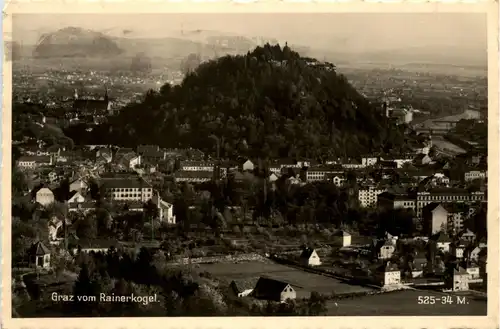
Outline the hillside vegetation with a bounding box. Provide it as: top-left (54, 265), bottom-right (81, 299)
top-left (67, 44), bottom-right (407, 160)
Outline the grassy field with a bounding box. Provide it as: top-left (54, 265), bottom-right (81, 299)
top-left (326, 289), bottom-right (487, 316)
top-left (198, 261), bottom-right (375, 299)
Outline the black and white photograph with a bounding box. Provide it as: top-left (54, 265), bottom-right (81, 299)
top-left (5, 5), bottom-right (496, 320)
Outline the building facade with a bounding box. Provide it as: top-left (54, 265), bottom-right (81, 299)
top-left (358, 186), bottom-right (387, 208)
top-left (101, 178), bottom-right (153, 202)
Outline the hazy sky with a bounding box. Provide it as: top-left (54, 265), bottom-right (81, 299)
top-left (13, 13), bottom-right (486, 53)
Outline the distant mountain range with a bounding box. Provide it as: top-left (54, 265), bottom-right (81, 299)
top-left (19, 26), bottom-right (486, 71)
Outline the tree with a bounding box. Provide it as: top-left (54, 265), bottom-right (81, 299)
top-left (66, 44), bottom-right (406, 161)
top-left (305, 291), bottom-right (327, 315)
top-left (76, 215), bottom-right (97, 240)
top-left (72, 263), bottom-right (101, 315)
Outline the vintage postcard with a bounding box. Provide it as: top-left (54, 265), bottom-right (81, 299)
top-left (2, 1), bottom-right (499, 328)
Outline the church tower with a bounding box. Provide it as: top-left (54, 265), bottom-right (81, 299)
top-left (74, 89), bottom-right (79, 100)
top-left (104, 87), bottom-right (109, 103)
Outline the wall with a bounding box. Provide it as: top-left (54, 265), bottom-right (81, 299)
top-left (172, 253), bottom-right (268, 265)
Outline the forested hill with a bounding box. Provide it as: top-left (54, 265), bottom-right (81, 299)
top-left (72, 44), bottom-right (407, 160)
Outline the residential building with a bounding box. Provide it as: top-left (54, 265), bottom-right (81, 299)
top-left (17, 155), bottom-right (53, 169)
top-left (69, 201), bottom-right (96, 213)
top-left (430, 232), bottom-right (452, 253)
top-left (151, 194), bottom-right (176, 224)
top-left (115, 153), bottom-right (141, 170)
top-left (36, 187), bottom-right (55, 206)
top-left (48, 216), bottom-right (63, 243)
top-left (361, 157), bottom-right (378, 167)
top-left (251, 277), bottom-right (296, 302)
top-left (410, 253), bottom-right (428, 278)
top-left (402, 169), bottom-right (436, 182)
top-left (69, 178), bottom-right (88, 193)
top-left (380, 155), bottom-right (413, 168)
top-left (101, 177), bottom-right (153, 202)
top-left (459, 229), bottom-right (476, 243)
top-left (444, 204), bottom-right (468, 234)
top-left (174, 171), bottom-right (213, 183)
top-left (268, 164), bottom-right (282, 175)
top-left (416, 188), bottom-right (485, 217)
top-left (377, 192), bottom-right (416, 212)
top-left (464, 170), bottom-right (486, 182)
top-left (68, 191), bottom-right (85, 203)
top-left (341, 158), bottom-right (363, 169)
top-left (389, 108), bottom-right (413, 125)
top-left (242, 159), bottom-right (255, 172)
top-left (268, 173), bottom-right (278, 183)
top-left (358, 185), bottom-right (387, 208)
top-left (180, 160), bottom-right (214, 172)
top-left (29, 241), bottom-right (51, 269)
top-left (468, 246), bottom-right (482, 262)
top-left (306, 166), bottom-right (341, 182)
top-left (333, 230), bottom-right (351, 247)
top-left (376, 240), bottom-right (395, 260)
top-left (422, 173), bottom-right (450, 186)
top-left (422, 203), bottom-right (448, 235)
top-left (330, 174), bottom-right (346, 187)
top-left (286, 176), bottom-right (304, 185)
top-left (447, 267), bottom-right (469, 291)
top-left (278, 159), bottom-right (301, 169)
top-left (70, 239), bottom-right (120, 255)
top-left (413, 154), bottom-right (433, 166)
top-left (137, 145), bottom-right (166, 163)
top-left (96, 147), bottom-right (113, 163)
top-left (137, 145), bottom-right (159, 154)
top-left (450, 240), bottom-right (467, 259)
top-left (465, 264), bottom-right (481, 279)
top-left (73, 89), bottom-right (111, 114)
top-left (47, 170), bottom-right (60, 183)
top-left (299, 248), bottom-right (322, 267)
top-left (115, 147), bottom-right (135, 158)
top-left (230, 279), bottom-right (258, 297)
top-left (377, 262), bottom-right (401, 286)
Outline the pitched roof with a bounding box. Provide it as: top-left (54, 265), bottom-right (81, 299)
top-left (252, 277), bottom-right (290, 297)
top-left (377, 261), bottom-right (399, 272)
top-left (115, 148), bottom-right (135, 156)
top-left (69, 201), bottom-right (96, 210)
top-left (300, 248), bottom-right (316, 259)
top-left (29, 241), bottom-right (50, 255)
top-left (101, 177), bottom-right (151, 189)
top-left (18, 155), bottom-right (52, 163)
top-left (137, 145), bottom-right (160, 154)
top-left (334, 230), bottom-right (351, 237)
top-left (230, 278), bottom-right (260, 294)
top-left (443, 203), bottom-right (468, 213)
top-left (431, 231), bottom-right (452, 243)
top-left (423, 202), bottom-right (446, 213)
top-left (175, 171), bottom-right (213, 179)
top-left (454, 266), bottom-right (468, 275)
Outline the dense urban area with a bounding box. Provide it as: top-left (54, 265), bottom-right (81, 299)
top-left (12, 42), bottom-right (488, 317)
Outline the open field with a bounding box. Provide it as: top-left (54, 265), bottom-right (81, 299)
top-left (326, 289), bottom-right (487, 316)
top-left (198, 261), bottom-right (375, 299)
